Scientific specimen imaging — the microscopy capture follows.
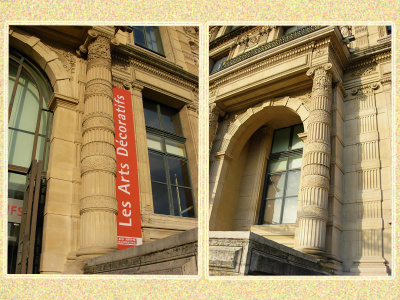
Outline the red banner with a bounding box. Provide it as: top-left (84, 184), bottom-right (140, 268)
top-left (113, 87), bottom-right (142, 250)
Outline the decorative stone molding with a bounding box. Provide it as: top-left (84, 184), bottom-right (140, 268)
top-left (217, 26), bottom-right (323, 72)
top-left (81, 156), bottom-right (117, 176)
top-left (81, 142), bottom-right (116, 160)
top-left (85, 79), bottom-right (113, 100)
top-left (48, 93), bottom-right (79, 111)
top-left (209, 103), bottom-right (226, 151)
top-left (80, 195), bottom-right (118, 214)
top-left (210, 41), bottom-right (315, 90)
top-left (82, 114), bottom-right (115, 134)
top-left (130, 58), bottom-right (196, 91)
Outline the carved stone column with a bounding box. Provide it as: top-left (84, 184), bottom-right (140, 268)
top-left (209, 103), bottom-right (225, 152)
top-left (77, 29), bottom-right (118, 260)
top-left (296, 63), bottom-right (333, 258)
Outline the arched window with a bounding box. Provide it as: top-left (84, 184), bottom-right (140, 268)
top-left (8, 50), bottom-right (53, 274)
top-left (258, 124), bottom-right (304, 225)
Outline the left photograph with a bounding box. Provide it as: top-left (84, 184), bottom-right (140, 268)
top-left (7, 25), bottom-right (199, 275)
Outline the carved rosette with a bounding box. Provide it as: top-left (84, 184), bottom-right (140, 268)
top-left (77, 31), bottom-right (118, 260)
top-left (297, 64), bottom-right (333, 258)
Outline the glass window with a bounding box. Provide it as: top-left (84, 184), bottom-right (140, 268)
top-left (8, 51), bottom-right (52, 274)
top-left (386, 26), bottom-right (392, 35)
top-left (144, 99), bottom-right (195, 218)
top-left (133, 26), bottom-right (164, 56)
top-left (283, 26), bottom-right (306, 36)
top-left (259, 124), bottom-right (304, 225)
top-left (210, 55), bottom-right (228, 74)
top-left (8, 53), bottom-right (53, 170)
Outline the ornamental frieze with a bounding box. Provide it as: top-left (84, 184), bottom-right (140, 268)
top-left (210, 41), bottom-right (315, 89)
top-left (130, 58), bottom-right (196, 91)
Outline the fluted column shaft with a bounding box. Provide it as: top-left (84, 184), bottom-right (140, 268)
top-left (296, 63), bottom-right (333, 258)
top-left (77, 31), bottom-right (118, 259)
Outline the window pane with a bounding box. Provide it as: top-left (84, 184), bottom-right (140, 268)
top-left (143, 99), bottom-right (160, 129)
top-left (145, 27), bottom-right (158, 52)
top-left (8, 129), bottom-right (35, 168)
top-left (266, 174), bottom-right (286, 198)
top-left (165, 139), bottom-right (186, 157)
top-left (281, 197), bottom-right (298, 223)
top-left (147, 134), bottom-right (163, 151)
top-left (133, 26), bottom-right (146, 47)
top-left (271, 127), bottom-right (290, 153)
top-left (288, 156), bottom-right (302, 169)
top-left (167, 157), bottom-right (191, 187)
top-left (263, 198), bottom-right (282, 224)
top-left (285, 170), bottom-right (301, 197)
top-left (160, 105), bottom-right (182, 135)
top-left (291, 124), bottom-right (304, 150)
top-left (210, 56), bottom-right (227, 73)
top-left (8, 172), bottom-right (26, 200)
top-left (171, 186), bottom-right (195, 217)
top-left (268, 158), bottom-right (287, 172)
top-left (9, 69), bottom-right (40, 133)
top-left (148, 151), bottom-right (167, 183)
top-left (151, 182), bottom-right (170, 215)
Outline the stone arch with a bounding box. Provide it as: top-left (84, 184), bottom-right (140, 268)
top-left (221, 96), bottom-right (310, 157)
top-left (209, 96), bottom-right (310, 230)
top-left (9, 27), bottom-right (74, 99)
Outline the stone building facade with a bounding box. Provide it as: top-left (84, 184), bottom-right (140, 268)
top-left (209, 25), bottom-right (392, 275)
top-left (7, 25), bottom-right (199, 274)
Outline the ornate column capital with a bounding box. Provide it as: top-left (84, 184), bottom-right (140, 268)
top-left (306, 63), bottom-right (333, 77)
top-left (131, 81), bottom-right (144, 92)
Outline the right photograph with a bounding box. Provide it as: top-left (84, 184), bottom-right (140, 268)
top-left (208, 25), bottom-right (392, 276)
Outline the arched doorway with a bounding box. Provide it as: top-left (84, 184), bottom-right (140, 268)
top-left (8, 50), bottom-right (53, 274)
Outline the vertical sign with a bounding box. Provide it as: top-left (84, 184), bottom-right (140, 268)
top-left (113, 87), bottom-right (142, 250)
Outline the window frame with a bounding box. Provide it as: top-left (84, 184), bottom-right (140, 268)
top-left (144, 99), bottom-right (196, 218)
top-left (258, 124), bottom-right (304, 225)
top-left (132, 26), bottom-right (165, 57)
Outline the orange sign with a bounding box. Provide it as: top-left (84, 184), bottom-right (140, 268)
top-left (113, 87), bottom-right (142, 249)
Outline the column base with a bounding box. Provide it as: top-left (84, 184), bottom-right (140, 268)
top-left (76, 246), bottom-right (118, 261)
top-left (350, 257), bottom-right (389, 276)
top-left (296, 247), bottom-right (326, 259)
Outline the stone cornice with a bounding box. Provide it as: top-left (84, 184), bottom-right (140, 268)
top-left (213, 26), bottom-right (324, 74)
top-left (116, 43), bottom-right (198, 85)
top-left (209, 26), bottom-right (256, 50)
top-left (48, 92), bottom-right (79, 111)
top-left (209, 41), bottom-right (315, 91)
top-left (345, 50), bottom-right (391, 73)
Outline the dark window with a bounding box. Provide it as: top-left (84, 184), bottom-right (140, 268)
top-left (210, 55), bottom-right (228, 74)
top-left (144, 99), bottom-right (195, 218)
top-left (133, 26), bottom-right (164, 55)
top-left (259, 124), bottom-right (304, 225)
top-left (386, 26), bottom-right (392, 35)
top-left (225, 26), bottom-right (240, 34)
top-left (283, 26), bottom-right (306, 36)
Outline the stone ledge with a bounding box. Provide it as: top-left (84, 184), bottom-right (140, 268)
top-left (209, 231), bottom-right (334, 276)
top-left (84, 228), bottom-right (197, 275)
